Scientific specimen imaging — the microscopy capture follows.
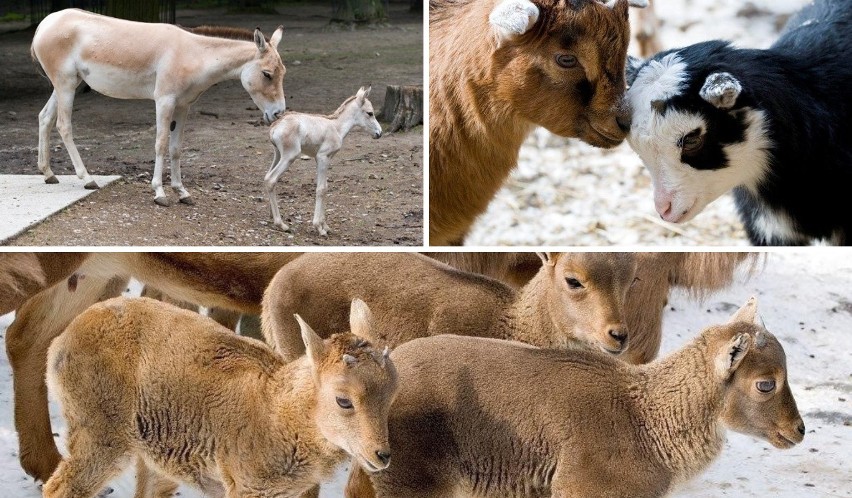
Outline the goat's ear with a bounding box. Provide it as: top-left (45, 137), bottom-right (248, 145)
top-left (269, 25), bottom-right (283, 50)
top-left (489, 0), bottom-right (539, 48)
top-left (295, 314), bottom-right (325, 366)
top-left (715, 333), bottom-right (752, 380)
top-left (254, 27), bottom-right (267, 53)
top-left (700, 72), bottom-right (742, 109)
top-left (536, 252), bottom-right (559, 267)
top-left (626, 54), bottom-right (644, 86)
top-left (728, 296), bottom-right (758, 324)
top-left (349, 298), bottom-right (375, 342)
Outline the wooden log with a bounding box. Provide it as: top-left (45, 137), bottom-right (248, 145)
top-left (379, 84), bottom-right (423, 132)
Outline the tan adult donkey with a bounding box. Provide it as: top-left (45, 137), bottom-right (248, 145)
top-left (31, 9), bottom-right (287, 206)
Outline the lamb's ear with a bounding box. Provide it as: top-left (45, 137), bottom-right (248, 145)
top-left (626, 54), bottom-right (644, 86)
top-left (536, 252), bottom-right (559, 267)
top-left (269, 25), bottom-right (283, 50)
top-left (489, 0), bottom-right (539, 48)
top-left (700, 72), bottom-right (742, 109)
top-left (349, 298), bottom-right (375, 341)
top-left (728, 296), bottom-right (758, 324)
top-left (253, 27), bottom-right (267, 53)
top-left (715, 333), bottom-right (752, 380)
top-left (295, 314), bottom-right (324, 366)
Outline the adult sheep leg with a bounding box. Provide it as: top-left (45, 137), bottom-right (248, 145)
top-left (312, 154), bottom-right (332, 236)
top-left (5, 275), bottom-right (127, 482)
top-left (54, 80), bottom-right (98, 189)
top-left (264, 143), bottom-right (299, 231)
top-left (37, 91), bottom-right (59, 184)
top-left (168, 105), bottom-right (194, 205)
top-left (152, 98), bottom-right (177, 206)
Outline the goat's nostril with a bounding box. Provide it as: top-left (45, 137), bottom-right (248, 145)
top-left (609, 329), bottom-right (627, 344)
top-left (376, 450), bottom-right (391, 465)
top-left (797, 423), bottom-right (805, 435)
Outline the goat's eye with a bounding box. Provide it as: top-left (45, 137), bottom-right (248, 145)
top-left (555, 54), bottom-right (578, 68)
top-left (756, 380), bottom-right (776, 393)
top-left (336, 397), bottom-right (353, 409)
top-left (262, 71), bottom-right (272, 80)
top-left (367, 111), bottom-right (374, 117)
top-left (679, 128), bottom-right (704, 154)
top-left (566, 277), bottom-right (584, 290)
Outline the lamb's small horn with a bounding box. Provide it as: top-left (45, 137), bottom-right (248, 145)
top-left (342, 354), bottom-right (358, 366)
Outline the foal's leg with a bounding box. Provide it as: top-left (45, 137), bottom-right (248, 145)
top-left (152, 98), bottom-right (177, 206)
top-left (264, 143), bottom-right (300, 231)
top-left (37, 91), bottom-right (59, 184)
top-left (168, 105), bottom-right (194, 205)
top-left (54, 78), bottom-right (98, 189)
top-left (312, 152), bottom-right (334, 236)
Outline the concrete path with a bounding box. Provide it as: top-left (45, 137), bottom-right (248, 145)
top-left (0, 175), bottom-right (121, 244)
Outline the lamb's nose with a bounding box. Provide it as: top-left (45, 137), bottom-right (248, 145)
top-left (609, 328), bottom-right (628, 348)
top-left (376, 450), bottom-right (391, 466)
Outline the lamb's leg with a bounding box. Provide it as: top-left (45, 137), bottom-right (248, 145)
top-left (152, 98), bottom-right (177, 206)
top-left (264, 144), bottom-right (299, 232)
top-left (134, 457), bottom-right (178, 498)
top-left (54, 79), bottom-right (98, 189)
top-left (6, 275), bottom-right (127, 482)
top-left (300, 485), bottom-right (320, 498)
top-left (42, 433), bottom-right (128, 498)
top-left (168, 105), bottom-right (194, 205)
top-left (37, 91), bottom-right (59, 184)
top-left (312, 154), bottom-right (331, 236)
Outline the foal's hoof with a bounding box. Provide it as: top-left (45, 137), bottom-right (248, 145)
top-left (84, 181), bottom-right (100, 190)
top-left (44, 176), bottom-right (59, 185)
top-left (179, 196), bottom-right (195, 206)
top-left (154, 196), bottom-right (172, 207)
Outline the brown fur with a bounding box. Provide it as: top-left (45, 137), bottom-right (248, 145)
top-left (186, 25), bottom-right (269, 42)
top-left (365, 298), bottom-right (804, 498)
top-left (429, 0), bottom-right (634, 244)
top-left (0, 254), bottom-right (45, 311)
top-left (262, 252), bottom-right (637, 363)
top-left (4, 253), bottom-right (302, 482)
top-left (43, 297), bottom-right (397, 498)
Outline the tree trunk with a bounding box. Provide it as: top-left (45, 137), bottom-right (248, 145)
top-left (379, 85), bottom-right (423, 132)
top-left (331, 0), bottom-right (387, 24)
top-left (106, 0), bottom-right (160, 22)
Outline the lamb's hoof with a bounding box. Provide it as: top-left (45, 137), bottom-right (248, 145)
top-left (44, 176), bottom-right (59, 184)
top-left (154, 196), bottom-right (172, 207)
top-left (179, 196), bottom-right (195, 206)
top-left (84, 181), bottom-right (99, 190)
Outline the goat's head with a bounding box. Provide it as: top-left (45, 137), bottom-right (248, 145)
top-left (488, 0), bottom-right (644, 147)
top-left (242, 26), bottom-right (287, 125)
top-left (712, 297), bottom-right (804, 449)
top-left (537, 252), bottom-right (637, 354)
top-left (295, 299), bottom-right (398, 472)
top-left (625, 41), bottom-right (772, 224)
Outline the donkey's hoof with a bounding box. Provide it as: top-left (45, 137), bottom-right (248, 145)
top-left (275, 222), bottom-right (291, 232)
top-left (44, 176), bottom-right (59, 185)
top-left (179, 196), bottom-right (195, 206)
top-left (154, 196), bottom-right (172, 207)
top-left (84, 181), bottom-right (99, 190)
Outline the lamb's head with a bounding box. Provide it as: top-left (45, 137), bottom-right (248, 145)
top-left (625, 41), bottom-right (772, 224)
top-left (712, 297), bottom-right (804, 449)
top-left (295, 299), bottom-right (398, 472)
top-left (537, 252), bottom-right (636, 354)
top-left (488, 0), bottom-right (646, 147)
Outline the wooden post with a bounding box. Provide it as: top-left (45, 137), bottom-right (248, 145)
top-left (379, 85), bottom-right (423, 132)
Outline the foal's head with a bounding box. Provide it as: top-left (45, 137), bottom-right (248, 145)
top-left (241, 26), bottom-right (287, 125)
top-left (345, 86), bottom-right (383, 139)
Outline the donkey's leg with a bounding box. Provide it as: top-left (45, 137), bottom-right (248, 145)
top-left (168, 105), bottom-right (194, 205)
top-left (54, 80), bottom-right (98, 189)
top-left (6, 275), bottom-right (127, 482)
top-left (38, 91), bottom-right (60, 184)
top-left (312, 153), bottom-right (333, 236)
top-left (264, 144), bottom-right (299, 231)
top-left (152, 98), bottom-right (177, 206)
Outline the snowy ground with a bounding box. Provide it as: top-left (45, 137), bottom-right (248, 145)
top-left (466, 0), bottom-right (812, 246)
top-left (0, 252), bottom-right (850, 497)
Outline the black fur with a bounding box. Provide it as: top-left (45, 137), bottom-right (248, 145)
top-left (629, 0), bottom-right (852, 245)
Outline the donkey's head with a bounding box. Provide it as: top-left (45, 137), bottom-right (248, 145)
top-left (537, 252), bottom-right (637, 354)
top-left (714, 298), bottom-right (805, 449)
top-left (487, 0), bottom-right (646, 147)
top-left (346, 86), bottom-right (383, 139)
top-left (295, 299), bottom-right (398, 472)
top-left (242, 26), bottom-right (287, 125)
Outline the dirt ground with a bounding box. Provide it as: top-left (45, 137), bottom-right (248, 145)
top-left (0, 3), bottom-right (423, 246)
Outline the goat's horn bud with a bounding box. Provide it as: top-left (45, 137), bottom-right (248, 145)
top-left (342, 354), bottom-right (358, 366)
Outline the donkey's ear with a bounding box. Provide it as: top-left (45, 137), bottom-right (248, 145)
top-left (269, 25), bottom-right (284, 50)
top-left (715, 333), bottom-right (752, 380)
top-left (295, 314), bottom-right (324, 366)
top-left (254, 27), bottom-right (267, 52)
top-left (361, 85), bottom-right (372, 98)
top-left (536, 252), bottom-right (559, 267)
top-left (489, 0), bottom-right (539, 48)
top-left (349, 299), bottom-right (376, 342)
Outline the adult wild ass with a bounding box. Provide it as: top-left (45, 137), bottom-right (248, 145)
top-left (31, 9), bottom-right (287, 206)
top-left (266, 86), bottom-right (383, 235)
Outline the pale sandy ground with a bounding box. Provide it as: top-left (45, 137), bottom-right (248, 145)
top-left (466, 0), bottom-right (813, 246)
top-left (0, 252), bottom-right (849, 496)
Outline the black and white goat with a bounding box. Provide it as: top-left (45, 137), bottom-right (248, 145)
top-left (625, 0), bottom-right (852, 245)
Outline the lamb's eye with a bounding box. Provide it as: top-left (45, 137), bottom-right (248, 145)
top-left (756, 380), bottom-right (776, 393)
top-left (262, 71), bottom-right (272, 80)
top-left (566, 277), bottom-right (584, 290)
top-left (367, 111), bottom-right (374, 117)
top-left (679, 128), bottom-right (704, 154)
top-left (555, 54), bottom-right (578, 68)
top-left (336, 397), bottom-right (353, 409)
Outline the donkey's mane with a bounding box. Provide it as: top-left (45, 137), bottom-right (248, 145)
top-left (185, 25), bottom-right (269, 42)
top-left (327, 95), bottom-right (358, 119)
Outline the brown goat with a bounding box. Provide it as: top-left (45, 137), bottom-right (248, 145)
top-left (428, 0), bottom-right (646, 245)
top-left (262, 252), bottom-right (637, 362)
top-left (364, 298), bottom-right (804, 498)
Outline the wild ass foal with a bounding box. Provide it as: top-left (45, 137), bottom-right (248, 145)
top-left (266, 86), bottom-right (383, 235)
top-left (31, 9), bottom-right (286, 206)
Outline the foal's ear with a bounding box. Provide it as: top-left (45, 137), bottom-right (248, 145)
top-left (356, 85), bottom-right (371, 103)
top-left (254, 27), bottom-right (267, 52)
top-left (270, 25), bottom-right (284, 50)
